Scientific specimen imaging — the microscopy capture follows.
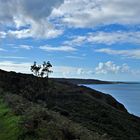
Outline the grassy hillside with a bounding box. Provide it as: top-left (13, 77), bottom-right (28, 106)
top-left (0, 69), bottom-right (140, 140)
top-left (0, 98), bottom-right (20, 140)
top-left (0, 92), bottom-right (108, 140)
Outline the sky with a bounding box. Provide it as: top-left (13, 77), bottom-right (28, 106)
top-left (0, 0), bottom-right (140, 81)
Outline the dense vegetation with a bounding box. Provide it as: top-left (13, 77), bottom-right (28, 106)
top-left (0, 69), bottom-right (140, 140)
top-left (0, 98), bottom-right (20, 140)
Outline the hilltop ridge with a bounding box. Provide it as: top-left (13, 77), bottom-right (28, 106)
top-left (0, 69), bottom-right (140, 140)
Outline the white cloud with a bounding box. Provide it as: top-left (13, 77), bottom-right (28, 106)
top-left (8, 29), bottom-right (31, 39)
top-left (0, 61), bottom-right (31, 73)
top-left (87, 31), bottom-right (140, 45)
top-left (95, 61), bottom-right (130, 74)
top-left (0, 31), bottom-right (7, 38)
top-left (0, 61), bottom-right (139, 80)
top-left (64, 31), bottom-right (140, 47)
top-left (66, 55), bottom-right (84, 59)
top-left (0, 48), bottom-right (6, 51)
top-left (0, 0), bottom-right (64, 39)
top-left (39, 45), bottom-right (77, 52)
top-left (0, 56), bottom-right (26, 59)
top-left (7, 21), bottom-right (63, 39)
top-left (9, 44), bottom-right (33, 50)
top-left (1, 0), bottom-right (140, 40)
top-left (19, 45), bottom-right (33, 50)
top-left (51, 0), bottom-right (140, 28)
top-left (54, 61), bottom-right (132, 78)
top-left (64, 36), bottom-right (87, 46)
top-left (53, 66), bottom-right (93, 78)
top-left (95, 61), bottom-right (140, 80)
top-left (0, 61), bottom-right (89, 78)
top-left (53, 66), bottom-right (78, 77)
top-left (96, 48), bottom-right (140, 59)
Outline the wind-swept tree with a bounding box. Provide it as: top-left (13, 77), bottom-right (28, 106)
top-left (41, 61), bottom-right (53, 78)
top-left (31, 61), bottom-right (53, 79)
top-left (30, 61), bottom-right (41, 77)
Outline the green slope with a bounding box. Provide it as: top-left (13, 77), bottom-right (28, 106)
top-left (0, 99), bottom-right (20, 140)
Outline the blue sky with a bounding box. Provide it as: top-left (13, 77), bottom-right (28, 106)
top-left (0, 0), bottom-right (140, 81)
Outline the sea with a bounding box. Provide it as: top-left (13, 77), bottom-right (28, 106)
top-left (84, 83), bottom-right (140, 117)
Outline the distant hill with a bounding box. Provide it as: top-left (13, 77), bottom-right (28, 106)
top-left (53, 78), bottom-right (116, 84)
top-left (53, 78), bottom-right (137, 85)
top-left (0, 69), bottom-right (140, 140)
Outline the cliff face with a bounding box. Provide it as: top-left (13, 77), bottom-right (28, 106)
top-left (0, 69), bottom-right (140, 140)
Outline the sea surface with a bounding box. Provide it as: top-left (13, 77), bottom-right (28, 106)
top-left (84, 84), bottom-right (140, 117)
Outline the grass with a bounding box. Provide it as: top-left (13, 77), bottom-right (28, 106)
top-left (2, 93), bottom-right (109, 140)
top-left (0, 99), bottom-right (21, 140)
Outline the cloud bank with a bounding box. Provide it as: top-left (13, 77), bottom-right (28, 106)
top-left (64, 31), bottom-right (140, 46)
top-left (52, 0), bottom-right (140, 27)
top-left (0, 0), bottom-right (64, 39)
top-left (39, 45), bottom-right (77, 52)
top-left (0, 60), bottom-right (136, 78)
top-left (95, 61), bottom-right (130, 74)
top-left (96, 48), bottom-right (140, 59)
top-left (1, 0), bottom-right (140, 39)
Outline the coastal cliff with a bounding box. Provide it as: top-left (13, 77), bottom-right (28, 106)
top-left (0, 69), bottom-right (140, 140)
